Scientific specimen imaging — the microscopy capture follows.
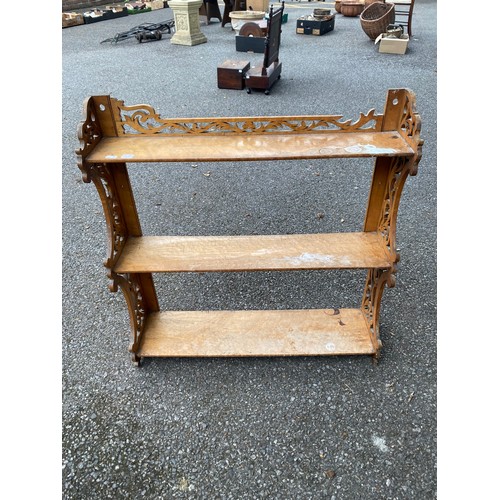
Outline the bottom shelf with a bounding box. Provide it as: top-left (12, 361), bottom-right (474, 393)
top-left (137, 308), bottom-right (377, 358)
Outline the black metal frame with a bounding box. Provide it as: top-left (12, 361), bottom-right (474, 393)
top-left (100, 20), bottom-right (175, 44)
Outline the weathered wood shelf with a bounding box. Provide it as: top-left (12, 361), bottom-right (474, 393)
top-left (85, 131), bottom-right (414, 163)
top-left (114, 233), bottom-right (392, 273)
top-left (138, 309), bottom-right (377, 358)
top-left (77, 89), bottom-right (422, 366)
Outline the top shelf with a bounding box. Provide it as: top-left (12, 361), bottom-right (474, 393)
top-left (85, 131), bottom-right (414, 163)
top-left (77, 90), bottom-right (422, 168)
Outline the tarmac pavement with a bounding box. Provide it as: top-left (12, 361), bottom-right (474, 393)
top-left (62, 1), bottom-right (437, 498)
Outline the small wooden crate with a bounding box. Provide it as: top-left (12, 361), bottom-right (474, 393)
top-left (217, 60), bottom-right (251, 90)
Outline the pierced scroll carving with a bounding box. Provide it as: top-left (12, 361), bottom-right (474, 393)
top-left (397, 91), bottom-right (419, 138)
top-left (87, 163), bottom-right (127, 271)
top-left (377, 156), bottom-right (412, 257)
top-left (361, 267), bottom-right (395, 357)
top-left (396, 90), bottom-right (422, 176)
top-left (111, 272), bottom-right (147, 365)
top-left (76, 98), bottom-right (103, 183)
top-left (109, 98), bottom-right (383, 136)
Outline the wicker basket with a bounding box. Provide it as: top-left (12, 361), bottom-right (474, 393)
top-left (364, 0), bottom-right (385, 7)
top-left (341, 2), bottom-right (364, 17)
top-left (360, 2), bottom-right (395, 40)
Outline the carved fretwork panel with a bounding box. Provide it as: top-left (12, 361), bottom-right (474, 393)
top-left (111, 272), bottom-right (147, 365)
top-left (76, 98), bottom-right (103, 182)
top-left (107, 98), bottom-right (383, 136)
top-left (87, 163), bottom-right (128, 270)
top-left (361, 268), bottom-right (395, 356)
top-left (377, 156), bottom-right (412, 256)
top-left (396, 90), bottom-right (422, 176)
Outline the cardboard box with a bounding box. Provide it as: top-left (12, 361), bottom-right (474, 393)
top-left (296, 15), bottom-right (335, 36)
top-left (217, 60), bottom-right (251, 90)
top-left (62, 12), bottom-right (84, 28)
top-left (145, 0), bottom-right (164, 10)
top-left (246, 0), bottom-right (269, 12)
top-left (376, 34), bottom-right (409, 54)
top-left (235, 35), bottom-right (266, 54)
top-left (105, 4), bottom-right (125, 11)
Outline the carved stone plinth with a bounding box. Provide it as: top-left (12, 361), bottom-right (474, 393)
top-left (169, 0), bottom-right (207, 46)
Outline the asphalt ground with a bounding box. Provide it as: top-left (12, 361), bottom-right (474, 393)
top-left (60, 1), bottom-right (437, 498)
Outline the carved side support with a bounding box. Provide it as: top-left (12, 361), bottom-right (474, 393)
top-left (361, 268), bottom-right (395, 359)
top-left (361, 155), bottom-right (413, 355)
top-left (383, 88), bottom-right (423, 176)
top-left (81, 162), bottom-right (159, 366)
top-left (76, 97), bottom-right (103, 183)
top-left (376, 156), bottom-right (413, 257)
top-left (361, 90), bottom-right (423, 357)
top-left (111, 272), bottom-right (149, 366)
top-left (85, 163), bottom-right (128, 273)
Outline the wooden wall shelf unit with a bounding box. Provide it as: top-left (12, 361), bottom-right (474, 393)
top-left (76, 88), bottom-right (422, 366)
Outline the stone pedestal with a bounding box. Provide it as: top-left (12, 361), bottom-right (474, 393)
top-left (169, 0), bottom-right (207, 46)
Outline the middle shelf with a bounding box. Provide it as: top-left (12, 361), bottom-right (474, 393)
top-left (113, 231), bottom-right (392, 273)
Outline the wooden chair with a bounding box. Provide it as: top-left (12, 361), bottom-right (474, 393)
top-left (392, 0), bottom-right (415, 37)
top-left (245, 2), bottom-right (284, 95)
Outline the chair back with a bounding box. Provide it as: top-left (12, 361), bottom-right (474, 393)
top-left (262, 2), bottom-right (284, 72)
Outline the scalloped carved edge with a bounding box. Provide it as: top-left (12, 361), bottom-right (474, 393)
top-left (111, 272), bottom-right (147, 363)
top-left (76, 97), bottom-right (103, 182)
top-left (377, 156), bottom-right (412, 256)
top-left (361, 267), bottom-right (396, 357)
top-left (397, 89), bottom-right (422, 176)
top-left (86, 163), bottom-right (128, 270)
top-left (109, 98), bottom-right (383, 136)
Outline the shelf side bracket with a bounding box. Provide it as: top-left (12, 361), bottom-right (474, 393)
top-left (111, 272), bottom-right (152, 366)
top-left (361, 268), bottom-right (395, 358)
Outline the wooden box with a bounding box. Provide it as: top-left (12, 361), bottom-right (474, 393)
top-left (296, 15), bottom-right (335, 36)
top-left (217, 60), bottom-right (251, 90)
